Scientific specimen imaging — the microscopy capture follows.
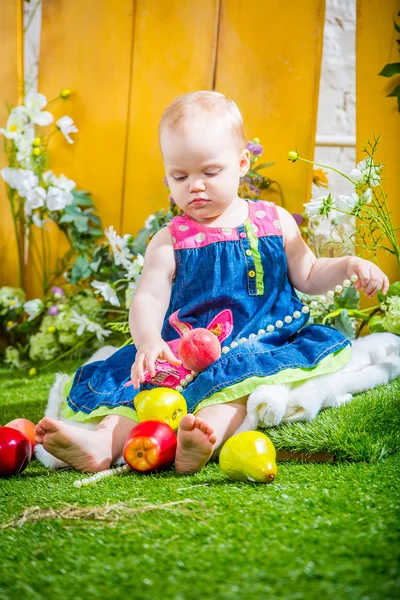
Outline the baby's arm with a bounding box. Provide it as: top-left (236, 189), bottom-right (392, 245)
top-left (276, 206), bottom-right (390, 297)
top-left (129, 226), bottom-right (181, 389)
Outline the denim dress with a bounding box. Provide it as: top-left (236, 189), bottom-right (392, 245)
top-left (65, 200), bottom-right (351, 422)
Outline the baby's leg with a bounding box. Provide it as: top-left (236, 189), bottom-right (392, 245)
top-left (34, 414), bottom-right (135, 473)
top-left (175, 397), bottom-right (248, 475)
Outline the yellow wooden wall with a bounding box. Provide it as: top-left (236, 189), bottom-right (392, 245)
top-left (6, 0), bottom-right (398, 299)
top-left (0, 0), bottom-right (23, 288)
top-left (11, 0), bottom-right (325, 298)
top-left (356, 0), bottom-right (400, 295)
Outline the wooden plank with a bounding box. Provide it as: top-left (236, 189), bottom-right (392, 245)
top-left (214, 0), bottom-right (325, 213)
top-left (0, 0), bottom-right (23, 288)
top-left (122, 0), bottom-right (219, 235)
top-left (35, 0), bottom-right (135, 297)
top-left (356, 0), bottom-right (400, 294)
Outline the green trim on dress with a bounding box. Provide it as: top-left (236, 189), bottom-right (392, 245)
top-left (60, 345), bottom-right (350, 423)
top-left (194, 344), bottom-right (351, 412)
top-left (244, 218), bottom-right (264, 295)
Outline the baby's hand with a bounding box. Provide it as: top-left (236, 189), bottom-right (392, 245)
top-left (131, 338), bottom-right (182, 390)
top-left (346, 257), bottom-right (390, 298)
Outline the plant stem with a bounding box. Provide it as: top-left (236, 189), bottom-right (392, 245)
top-left (298, 157), bottom-right (355, 184)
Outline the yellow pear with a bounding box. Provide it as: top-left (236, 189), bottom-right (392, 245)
top-left (134, 388), bottom-right (187, 430)
top-left (219, 431), bottom-right (277, 483)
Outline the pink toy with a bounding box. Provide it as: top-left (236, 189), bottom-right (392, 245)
top-left (125, 308), bottom-right (233, 389)
top-left (178, 328), bottom-right (221, 372)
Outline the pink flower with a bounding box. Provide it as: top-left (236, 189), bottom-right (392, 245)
top-left (47, 305), bottom-right (59, 316)
top-left (51, 286), bottom-right (64, 296)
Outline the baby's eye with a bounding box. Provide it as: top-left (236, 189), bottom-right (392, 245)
top-left (205, 171), bottom-right (219, 177)
top-left (173, 176), bottom-right (187, 181)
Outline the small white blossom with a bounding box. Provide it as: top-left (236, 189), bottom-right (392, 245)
top-left (24, 298), bottom-right (44, 321)
top-left (46, 186), bottom-right (73, 211)
top-left (104, 226), bottom-right (133, 270)
top-left (1, 168), bottom-right (38, 197)
top-left (126, 254), bottom-right (144, 281)
top-left (303, 195), bottom-right (328, 219)
top-left (24, 93), bottom-right (53, 126)
top-left (91, 280), bottom-right (120, 306)
top-left (144, 214), bottom-right (156, 230)
top-left (32, 213), bottom-right (46, 228)
top-left (359, 188), bottom-right (372, 204)
top-left (70, 310), bottom-right (111, 341)
top-left (15, 128), bottom-right (35, 168)
top-left (51, 173), bottom-right (76, 193)
top-left (0, 107), bottom-right (29, 139)
top-left (25, 186), bottom-right (46, 216)
top-left (335, 192), bottom-right (359, 212)
top-left (56, 115), bottom-right (78, 144)
top-left (350, 157), bottom-right (381, 187)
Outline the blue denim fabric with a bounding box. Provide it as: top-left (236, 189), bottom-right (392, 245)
top-left (68, 202), bottom-right (350, 415)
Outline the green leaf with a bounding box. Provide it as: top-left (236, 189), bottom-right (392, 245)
top-left (58, 214), bottom-right (75, 224)
top-left (251, 162), bottom-right (275, 171)
top-left (367, 315), bottom-right (386, 333)
top-left (88, 228), bottom-right (104, 237)
top-left (394, 18), bottom-right (400, 33)
top-left (334, 286), bottom-right (360, 310)
top-left (71, 255), bottom-right (92, 282)
top-left (378, 280), bottom-right (400, 302)
top-left (378, 63), bottom-right (400, 77)
top-left (333, 309), bottom-right (355, 340)
top-left (387, 84), bottom-right (400, 97)
top-left (89, 257), bottom-right (102, 272)
top-left (74, 215), bottom-right (89, 233)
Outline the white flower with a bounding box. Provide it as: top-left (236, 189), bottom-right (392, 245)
top-left (70, 310), bottom-right (111, 341)
top-left (24, 298), bottom-right (44, 321)
top-left (104, 226), bottom-right (133, 270)
top-left (359, 188), bottom-right (372, 204)
top-left (335, 192), bottom-right (359, 212)
top-left (91, 280), bottom-right (120, 306)
top-left (46, 186), bottom-right (73, 211)
top-left (145, 214), bottom-right (156, 230)
top-left (1, 167), bottom-right (38, 197)
top-left (43, 170), bottom-right (55, 185)
top-left (0, 107), bottom-right (29, 139)
top-left (32, 213), bottom-right (46, 228)
top-left (51, 173), bottom-right (76, 193)
top-left (15, 128), bottom-right (35, 168)
top-left (303, 194), bottom-right (333, 219)
top-left (350, 157), bottom-right (381, 187)
top-left (126, 254), bottom-right (144, 281)
top-left (25, 186), bottom-right (46, 216)
top-left (56, 116), bottom-right (78, 144)
top-left (24, 93), bottom-right (53, 126)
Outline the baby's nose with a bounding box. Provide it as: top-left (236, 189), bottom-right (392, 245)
top-left (189, 178), bottom-right (206, 192)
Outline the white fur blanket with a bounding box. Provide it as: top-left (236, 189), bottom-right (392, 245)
top-left (35, 332), bottom-right (400, 469)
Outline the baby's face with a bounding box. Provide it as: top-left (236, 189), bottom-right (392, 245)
top-left (161, 116), bottom-right (249, 222)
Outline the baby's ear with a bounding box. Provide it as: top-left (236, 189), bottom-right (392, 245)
top-left (239, 148), bottom-right (251, 175)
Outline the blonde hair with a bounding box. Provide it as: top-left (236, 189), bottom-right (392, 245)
top-left (159, 90), bottom-right (246, 151)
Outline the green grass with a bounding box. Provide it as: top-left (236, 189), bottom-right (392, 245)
top-left (1, 362), bottom-right (399, 600)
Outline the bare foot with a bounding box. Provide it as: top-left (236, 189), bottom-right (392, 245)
top-left (175, 414), bottom-right (217, 475)
top-left (34, 417), bottom-right (112, 473)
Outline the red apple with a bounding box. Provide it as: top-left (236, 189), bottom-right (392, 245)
top-left (123, 420), bottom-right (177, 472)
top-left (5, 418), bottom-right (37, 454)
top-left (178, 328), bottom-right (221, 372)
top-left (0, 426), bottom-right (32, 478)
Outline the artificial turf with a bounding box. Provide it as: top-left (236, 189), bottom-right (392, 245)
top-left (0, 362), bottom-right (399, 600)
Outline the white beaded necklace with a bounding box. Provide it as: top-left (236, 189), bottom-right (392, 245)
top-left (74, 275), bottom-right (359, 488)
